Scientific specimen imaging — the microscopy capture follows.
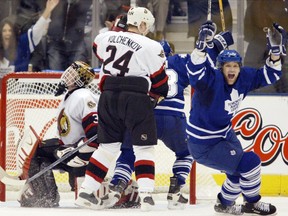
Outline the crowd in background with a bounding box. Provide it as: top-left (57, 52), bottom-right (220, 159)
top-left (0, 0), bottom-right (288, 93)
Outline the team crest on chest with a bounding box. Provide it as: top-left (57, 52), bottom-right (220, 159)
top-left (224, 88), bottom-right (243, 115)
top-left (57, 108), bottom-right (70, 136)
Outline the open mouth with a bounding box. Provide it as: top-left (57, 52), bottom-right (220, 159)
top-left (228, 74), bottom-right (235, 79)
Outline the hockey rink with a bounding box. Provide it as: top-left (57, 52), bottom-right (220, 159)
top-left (0, 192), bottom-right (287, 216)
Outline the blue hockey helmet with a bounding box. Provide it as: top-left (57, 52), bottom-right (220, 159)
top-left (217, 49), bottom-right (242, 67)
top-left (159, 40), bottom-right (174, 57)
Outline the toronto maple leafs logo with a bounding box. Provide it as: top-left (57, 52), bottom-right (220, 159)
top-left (225, 88), bottom-right (244, 115)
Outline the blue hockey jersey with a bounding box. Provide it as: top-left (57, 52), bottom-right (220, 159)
top-left (186, 50), bottom-right (282, 145)
top-left (154, 54), bottom-right (190, 117)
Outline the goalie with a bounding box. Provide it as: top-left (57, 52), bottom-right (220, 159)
top-left (16, 61), bottom-right (99, 207)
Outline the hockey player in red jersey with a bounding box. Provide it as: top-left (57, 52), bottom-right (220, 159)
top-left (75, 6), bottom-right (168, 211)
top-left (17, 61), bottom-right (99, 207)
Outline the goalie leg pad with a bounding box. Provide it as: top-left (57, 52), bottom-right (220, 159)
top-left (19, 158), bottom-right (60, 207)
top-left (16, 126), bottom-right (41, 179)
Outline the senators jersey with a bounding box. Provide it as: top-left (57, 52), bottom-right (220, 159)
top-left (57, 88), bottom-right (99, 145)
top-left (93, 30), bottom-right (167, 96)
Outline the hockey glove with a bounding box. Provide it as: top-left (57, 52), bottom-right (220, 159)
top-left (266, 22), bottom-right (287, 56)
top-left (213, 31), bottom-right (234, 51)
top-left (149, 92), bottom-right (164, 108)
top-left (196, 21), bottom-right (217, 51)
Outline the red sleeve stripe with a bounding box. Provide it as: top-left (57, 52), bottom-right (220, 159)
top-left (84, 123), bottom-right (98, 134)
top-left (150, 63), bottom-right (165, 78)
top-left (83, 112), bottom-right (97, 122)
top-left (151, 74), bottom-right (168, 88)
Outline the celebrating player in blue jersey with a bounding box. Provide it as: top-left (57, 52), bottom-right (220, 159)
top-left (186, 21), bottom-right (285, 215)
top-left (103, 29), bottom-right (234, 209)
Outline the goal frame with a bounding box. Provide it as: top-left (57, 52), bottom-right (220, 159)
top-left (0, 72), bottom-right (196, 204)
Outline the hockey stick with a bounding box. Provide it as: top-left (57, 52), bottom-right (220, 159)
top-left (0, 134), bottom-right (97, 187)
top-left (207, 0), bottom-right (212, 20)
top-left (218, 0), bottom-right (226, 31)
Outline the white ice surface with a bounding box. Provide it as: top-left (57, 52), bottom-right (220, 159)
top-left (1, 192), bottom-right (287, 216)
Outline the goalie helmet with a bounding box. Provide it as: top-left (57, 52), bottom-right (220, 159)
top-left (55, 61), bottom-right (95, 96)
top-left (127, 7), bottom-right (155, 32)
top-left (217, 49), bottom-right (242, 67)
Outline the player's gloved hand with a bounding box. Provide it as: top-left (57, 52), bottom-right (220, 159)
top-left (213, 31), bottom-right (234, 51)
top-left (266, 22), bottom-right (287, 56)
top-left (196, 21), bottom-right (217, 51)
top-left (149, 92), bottom-right (164, 108)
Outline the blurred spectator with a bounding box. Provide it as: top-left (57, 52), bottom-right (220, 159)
top-left (167, 0), bottom-right (187, 24)
top-left (0, 0), bottom-right (21, 23)
top-left (244, 0), bottom-right (288, 93)
top-left (45, 0), bottom-right (92, 70)
top-left (0, 0), bottom-right (59, 92)
top-left (187, 0), bottom-right (232, 38)
top-left (98, 1), bottom-right (129, 34)
top-left (15, 0), bottom-right (47, 72)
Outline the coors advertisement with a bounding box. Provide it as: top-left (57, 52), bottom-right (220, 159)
top-left (232, 96), bottom-right (288, 172)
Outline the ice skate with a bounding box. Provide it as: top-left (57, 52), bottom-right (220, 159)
top-left (75, 187), bottom-right (104, 210)
top-left (214, 197), bottom-right (243, 215)
top-left (167, 176), bottom-right (188, 210)
top-left (101, 179), bottom-right (126, 208)
top-left (139, 192), bottom-right (155, 211)
top-left (243, 199), bottom-right (277, 215)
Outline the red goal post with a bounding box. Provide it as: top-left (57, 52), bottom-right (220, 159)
top-left (0, 72), bottom-right (199, 203)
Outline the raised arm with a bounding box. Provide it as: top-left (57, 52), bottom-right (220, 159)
top-left (41, 0), bottom-right (60, 20)
top-left (28, 0), bottom-right (59, 51)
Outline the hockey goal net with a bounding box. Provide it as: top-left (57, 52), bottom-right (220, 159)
top-left (0, 72), bottom-right (220, 203)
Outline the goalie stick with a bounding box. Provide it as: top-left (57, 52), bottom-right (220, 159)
top-left (0, 134), bottom-right (97, 187)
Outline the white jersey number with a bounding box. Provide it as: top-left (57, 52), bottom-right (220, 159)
top-left (166, 68), bottom-right (178, 98)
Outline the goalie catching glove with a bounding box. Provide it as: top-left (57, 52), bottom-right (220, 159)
top-left (265, 22), bottom-right (287, 56)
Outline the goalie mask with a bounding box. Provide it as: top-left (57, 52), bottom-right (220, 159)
top-left (127, 7), bottom-right (155, 34)
top-left (55, 61), bottom-right (95, 96)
